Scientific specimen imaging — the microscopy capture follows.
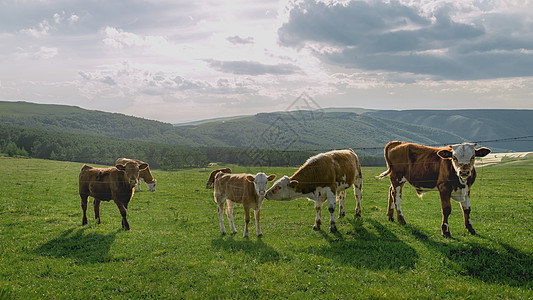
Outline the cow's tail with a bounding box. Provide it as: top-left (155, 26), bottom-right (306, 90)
top-left (376, 141), bottom-right (403, 179)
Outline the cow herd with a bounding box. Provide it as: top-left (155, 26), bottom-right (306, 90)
top-left (78, 141), bottom-right (490, 237)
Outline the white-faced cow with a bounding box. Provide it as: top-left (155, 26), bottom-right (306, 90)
top-left (213, 172), bottom-right (276, 237)
top-left (79, 160), bottom-right (148, 230)
top-left (265, 149), bottom-right (363, 233)
top-left (377, 141), bottom-right (491, 237)
top-left (206, 167), bottom-right (232, 188)
top-left (115, 158), bottom-right (156, 192)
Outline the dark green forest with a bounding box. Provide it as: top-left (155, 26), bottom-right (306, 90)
top-left (1, 101), bottom-right (531, 169)
top-left (0, 124), bottom-right (386, 168)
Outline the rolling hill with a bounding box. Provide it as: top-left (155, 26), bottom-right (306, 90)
top-left (1, 101), bottom-right (531, 156)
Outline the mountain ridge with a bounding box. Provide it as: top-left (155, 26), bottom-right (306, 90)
top-left (1, 101), bottom-right (531, 154)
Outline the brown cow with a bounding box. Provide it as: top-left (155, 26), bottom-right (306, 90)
top-left (206, 167), bottom-right (232, 188)
top-left (214, 172), bottom-right (276, 237)
top-left (265, 149), bottom-right (363, 233)
top-left (79, 160), bottom-right (148, 230)
top-left (377, 141), bottom-right (491, 237)
top-left (115, 158), bottom-right (156, 192)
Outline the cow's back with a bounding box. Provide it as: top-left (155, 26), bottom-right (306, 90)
top-left (385, 142), bottom-right (444, 188)
top-left (79, 165), bottom-right (125, 201)
top-left (293, 149), bottom-right (360, 193)
top-left (214, 173), bottom-right (256, 204)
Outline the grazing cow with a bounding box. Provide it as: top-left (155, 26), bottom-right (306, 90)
top-left (79, 160), bottom-right (148, 230)
top-left (206, 167), bottom-right (232, 188)
top-left (115, 158), bottom-right (156, 192)
top-left (377, 141), bottom-right (491, 237)
top-left (214, 172), bottom-right (276, 237)
top-left (265, 149), bottom-right (363, 233)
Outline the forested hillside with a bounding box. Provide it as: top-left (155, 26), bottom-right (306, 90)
top-left (1, 101), bottom-right (531, 168)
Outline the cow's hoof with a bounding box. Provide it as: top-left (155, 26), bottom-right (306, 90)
top-left (339, 211), bottom-right (345, 218)
top-left (398, 217), bottom-right (406, 225)
top-left (330, 225), bottom-right (338, 233)
top-left (313, 225), bottom-right (320, 231)
top-left (467, 227), bottom-right (476, 235)
top-left (388, 216), bottom-right (394, 222)
top-left (442, 231), bottom-right (451, 238)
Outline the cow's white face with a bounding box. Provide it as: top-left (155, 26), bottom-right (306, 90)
top-left (246, 172), bottom-right (276, 197)
top-left (437, 143), bottom-right (491, 183)
top-left (146, 180), bottom-right (156, 192)
top-left (265, 175), bottom-right (298, 201)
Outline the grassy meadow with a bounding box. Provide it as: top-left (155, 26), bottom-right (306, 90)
top-left (0, 156), bottom-right (532, 299)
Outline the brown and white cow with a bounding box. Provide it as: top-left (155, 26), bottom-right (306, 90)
top-left (206, 167), bottom-right (232, 188)
top-left (265, 149), bottom-right (363, 233)
top-left (377, 141), bottom-right (491, 237)
top-left (79, 160), bottom-right (148, 230)
top-left (115, 158), bottom-right (156, 192)
top-left (214, 172), bottom-right (276, 237)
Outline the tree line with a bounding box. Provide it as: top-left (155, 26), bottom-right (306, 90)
top-left (0, 124), bottom-right (385, 169)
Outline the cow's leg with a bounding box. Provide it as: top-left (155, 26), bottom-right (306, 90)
top-left (440, 191), bottom-right (452, 237)
top-left (215, 194), bottom-right (226, 234)
top-left (80, 194), bottom-right (89, 225)
top-left (460, 195), bottom-right (476, 235)
top-left (389, 179), bottom-right (406, 224)
top-left (114, 200), bottom-right (129, 231)
top-left (254, 209), bottom-right (262, 237)
top-left (243, 205), bottom-right (251, 238)
top-left (226, 200), bottom-right (237, 234)
top-left (313, 200), bottom-right (322, 231)
top-left (354, 178), bottom-right (363, 217)
top-left (337, 190), bottom-right (346, 218)
top-left (93, 198), bottom-right (101, 224)
top-left (387, 185), bottom-right (394, 221)
top-left (327, 189), bottom-right (338, 233)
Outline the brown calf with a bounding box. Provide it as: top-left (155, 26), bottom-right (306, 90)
top-left (377, 141), bottom-right (490, 237)
top-left (206, 168), bottom-right (232, 188)
top-left (214, 172), bottom-right (276, 237)
top-left (79, 160), bottom-right (148, 230)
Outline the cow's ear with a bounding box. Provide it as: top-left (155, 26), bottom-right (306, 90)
top-left (289, 179), bottom-right (299, 188)
top-left (437, 149), bottom-right (453, 159)
top-left (475, 147), bottom-right (491, 157)
top-left (115, 164), bottom-right (126, 171)
top-left (138, 163), bottom-right (149, 170)
top-left (267, 174), bottom-right (276, 181)
top-left (246, 175), bottom-right (255, 182)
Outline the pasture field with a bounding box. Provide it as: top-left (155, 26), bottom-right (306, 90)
top-left (0, 156), bottom-right (532, 299)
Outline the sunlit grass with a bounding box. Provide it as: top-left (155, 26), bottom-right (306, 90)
top-left (0, 157), bottom-right (532, 298)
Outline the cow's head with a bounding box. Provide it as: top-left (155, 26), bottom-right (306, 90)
top-left (146, 179), bottom-right (156, 192)
top-left (246, 172), bottom-right (276, 197)
top-left (265, 175), bottom-right (300, 201)
top-left (437, 143), bottom-right (491, 183)
top-left (116, 161), bottom-right (149, 188)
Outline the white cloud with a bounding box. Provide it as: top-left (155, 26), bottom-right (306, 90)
top-left (17, 46), bottom-right (59, 59)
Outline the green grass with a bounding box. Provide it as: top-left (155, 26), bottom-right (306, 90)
top-left (0, 157), bottom-right (532, 299)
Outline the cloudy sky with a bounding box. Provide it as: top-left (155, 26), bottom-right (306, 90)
top-left (1, 0), bottom-right (533, 123)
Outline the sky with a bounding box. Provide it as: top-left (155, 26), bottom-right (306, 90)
top-left (1, 0), bottom-right (533, 123)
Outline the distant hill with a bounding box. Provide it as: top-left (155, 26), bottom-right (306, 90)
top-left (367, 109), bottom-right (533, 152)
top-left (1, 101), bottom-right (531, 154)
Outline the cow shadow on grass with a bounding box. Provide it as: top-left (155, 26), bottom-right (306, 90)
top-left (404, 225), bottom-right (533, 288)
top-left (211, 235), bottom-right (280, 264)
top-left (309, 218), bottom-right (418, 272)
top-left (34, 227), bottom-right (119, 264)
